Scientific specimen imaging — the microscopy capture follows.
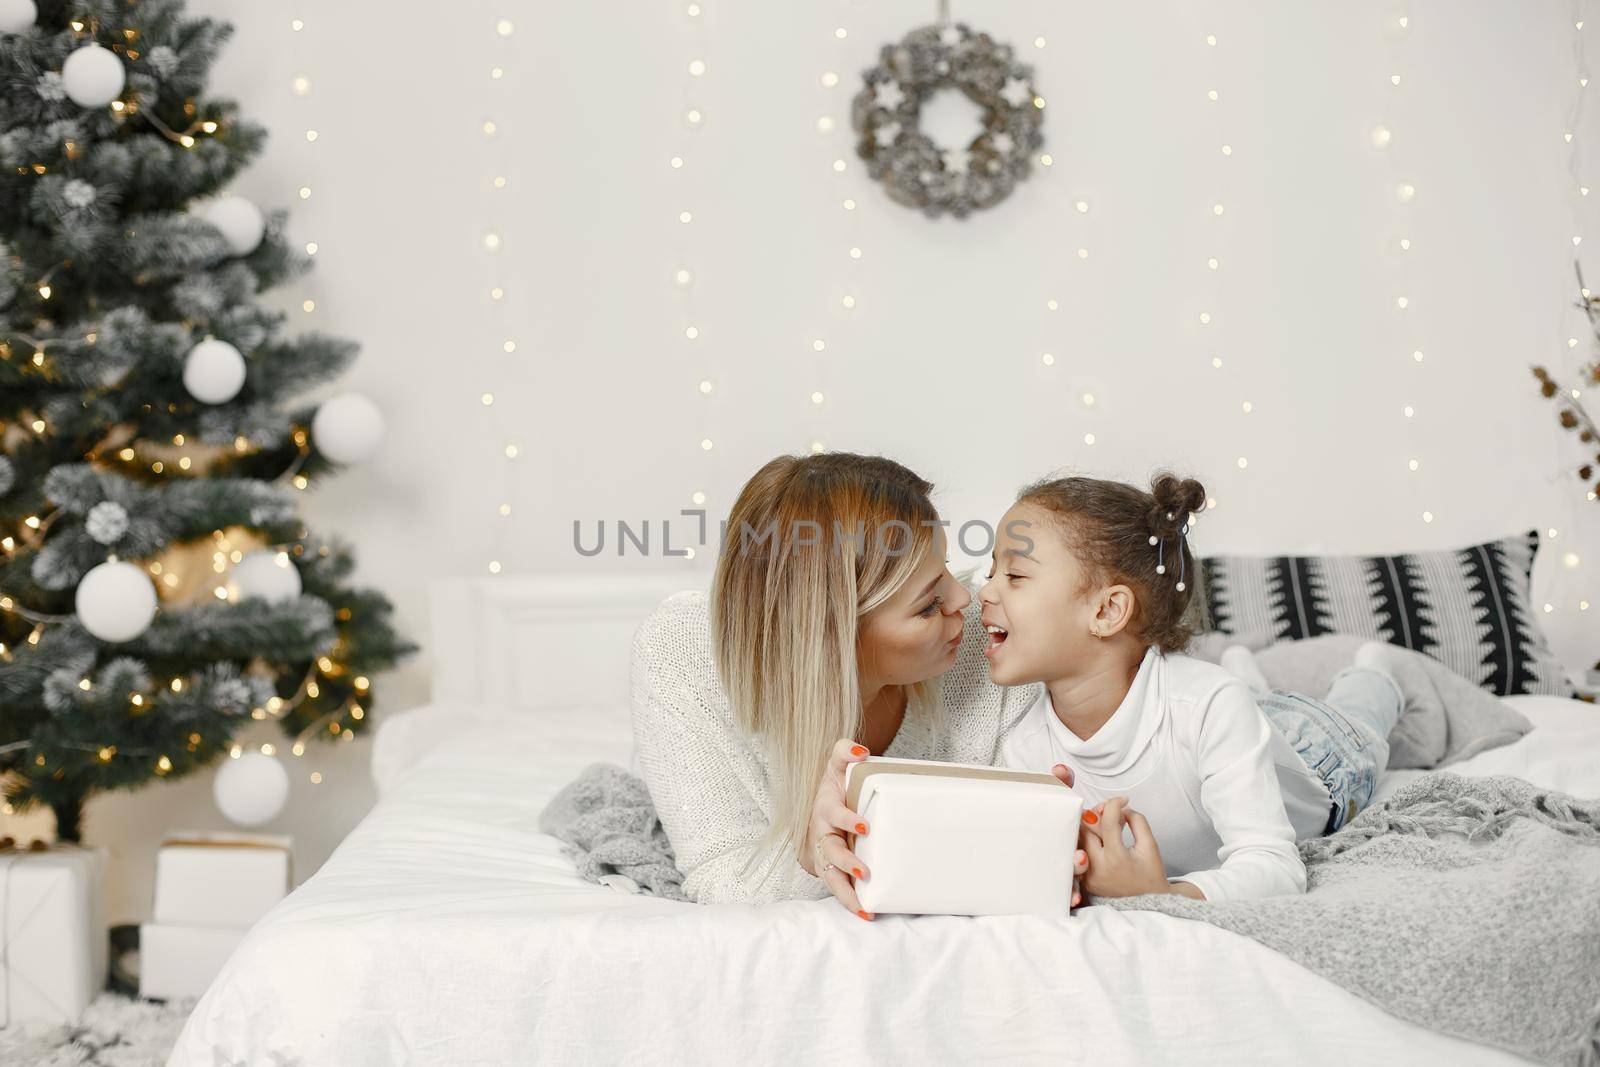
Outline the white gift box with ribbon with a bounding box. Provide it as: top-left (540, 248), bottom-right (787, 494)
top-left (0, 845), bottom-right (108, 1026)
top-left (844, 757), bottom-right (1083, 918)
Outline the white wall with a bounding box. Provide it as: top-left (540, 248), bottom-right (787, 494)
top-left (7, 1), bottom-right (1597, 924)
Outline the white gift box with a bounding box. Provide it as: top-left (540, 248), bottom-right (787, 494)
top-left (0, 845), bottom-right (108, 1026)
top-left (138, 921), bottom-right (250, 1001)
top-left (844, 758), bottom-right (1083, 918)
top-left (152, 832), bottom-right (292, 927)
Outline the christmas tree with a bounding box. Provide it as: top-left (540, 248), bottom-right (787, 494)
top-left (0, 0), bottom-right (417, 842)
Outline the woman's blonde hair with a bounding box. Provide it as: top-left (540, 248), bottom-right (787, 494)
top-left (710, 452), bottom-right (945, 890)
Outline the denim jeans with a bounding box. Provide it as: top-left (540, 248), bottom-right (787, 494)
top-left (1258, 667), bottom-right (1403, 834)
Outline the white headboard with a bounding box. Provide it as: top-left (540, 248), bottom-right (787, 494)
top-left (428, 573), bottom-right (708, 711)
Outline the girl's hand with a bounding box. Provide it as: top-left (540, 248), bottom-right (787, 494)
top-left (1051, 764), bottom-right (1089, 908)
top-left (799, 738), bottom-right (875, 920)
top-left (1080, 797), bottom-right (1172, 899)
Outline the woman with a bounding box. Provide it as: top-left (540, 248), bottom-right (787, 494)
top-left (629, 452), bottom-right (1072, 917)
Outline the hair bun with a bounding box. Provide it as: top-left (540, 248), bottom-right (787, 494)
top-left (1147, 472), bottom-right (1207, 538)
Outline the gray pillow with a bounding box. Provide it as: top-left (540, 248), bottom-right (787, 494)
top-left (1191, 634), bottom-right (1534, 769)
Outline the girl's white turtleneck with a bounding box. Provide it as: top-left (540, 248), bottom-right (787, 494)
top-left (999, 645), bottom-right (1313, 902)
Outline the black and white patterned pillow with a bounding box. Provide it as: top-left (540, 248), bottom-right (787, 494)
top-left (1198, 530), bottom-right (1574, 698)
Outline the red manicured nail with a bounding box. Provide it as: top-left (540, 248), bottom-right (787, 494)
top-left (855, 822), bottom-right (867, 834)
top-left (852, 867), bottom-right (863, 879)
top-left (1075, 850), bottom-right (1087, 865)
top-left (851, 745), bottom-right (867, 757)
top-left (1084, 810), bottom-right (1099, 825)
top-left (857, 909), bottom-right (873, 921)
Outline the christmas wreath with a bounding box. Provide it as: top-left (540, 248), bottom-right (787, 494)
top-left (850, 22), bottom-right (1045, 219)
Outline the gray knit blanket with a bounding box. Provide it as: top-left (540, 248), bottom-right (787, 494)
top-left (1104, 773), bottom-right (1600, 1066)
top-left (541, 764), bottom-right (1600, 1063)
top-left (537, 762), bottom-right (688, 901)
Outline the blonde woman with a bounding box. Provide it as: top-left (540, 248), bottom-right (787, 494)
top-left (630, 452), bottom-right (1086, 918)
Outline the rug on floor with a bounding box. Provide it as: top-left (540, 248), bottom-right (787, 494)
top-left (0, 993), bottom-right (196, 1066)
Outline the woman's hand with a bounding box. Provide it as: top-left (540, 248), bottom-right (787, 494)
top-left (1050, 764), bottom-right (1090, 908)
top-left (1079, 796), bottom-right (1175, 899)
top-left (799, 738), bottom-right (875, 920)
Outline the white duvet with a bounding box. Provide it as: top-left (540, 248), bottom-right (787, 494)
top-left (169, 695), bottom-right (1599, 1066)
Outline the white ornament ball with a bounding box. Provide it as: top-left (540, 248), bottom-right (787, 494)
top-left (0, 0), bottom-right (37, 34)
top-left (201, 196), bottom-right (265, 256)
top-left (230, 551), bottom-right (302, 605)
top-left (182, 338), bottom-right (246, 404)
top-left (312, 393), bottom-right (384, 464)
top-left (213, 751), bottom-right (289, 827)
top-left (75, 560), bottom-right (158, 643)
top-left (61, 44), bottom-right (125, 107)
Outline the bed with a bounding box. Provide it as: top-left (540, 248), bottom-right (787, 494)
top-left (168, 574), bottom-right (1598, 1065)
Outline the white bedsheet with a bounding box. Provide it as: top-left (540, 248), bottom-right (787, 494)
top-left (169, 695), bottom-right (1597, 1066)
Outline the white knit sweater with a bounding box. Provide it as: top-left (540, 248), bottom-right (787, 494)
top-left (630, 575), bottom-right (1042, 905)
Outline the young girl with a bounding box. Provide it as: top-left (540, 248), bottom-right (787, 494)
top-left (981, 472), bottom-right (1406, 902)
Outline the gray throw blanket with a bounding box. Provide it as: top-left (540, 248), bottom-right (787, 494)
top-left (537, 762), bottom-right (688, 901)
top-left (1104, 773), bottom-right (1600, 1066)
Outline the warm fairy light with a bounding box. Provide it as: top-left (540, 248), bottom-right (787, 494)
top-left (504, 444), bottom-right (519, 458)
top-left (229, 745), bottom-right (242, 758)
top-left (307, 681), bottom-right (320, 698)
top-left (355, 676), bottom-right (370, 691)
top-left (310, 772), bottom-right (323, 784)
top-left (701, 438), bottom-right (714, 451)
top-left (496, 18), bottom-right (514, 36)
top-left (1041, 353), bottom-right (1054, 366)
top-left (131, 694), bottom-right (143, 706)
top-left (98, 746), bottom-right (115, 762)
top-left (157, 756), bottom-right (171, 772)
top-left (78, 678), bottom-right (91, 691)
top-left (499, 503), bottom-right (512, 516)
top-left (261, 743), bottom-right (276, 756)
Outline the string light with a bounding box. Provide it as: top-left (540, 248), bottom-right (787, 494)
top-left (1375, 13), bottom-right (1431, 523)
top-left (1552, 0), bottom-right (1596, 615)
